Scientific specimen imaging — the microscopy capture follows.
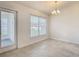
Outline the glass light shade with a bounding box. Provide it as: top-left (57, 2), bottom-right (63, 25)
top-left (51, 9), bottom-right (60, 15)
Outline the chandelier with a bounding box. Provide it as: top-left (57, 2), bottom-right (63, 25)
top-left (51, 1), bottom-right (60, 15)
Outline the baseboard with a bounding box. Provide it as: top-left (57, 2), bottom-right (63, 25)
top-left (18, 37), bottom-right (48, 48)
top-left (50, 37), bottom-right (79, 45)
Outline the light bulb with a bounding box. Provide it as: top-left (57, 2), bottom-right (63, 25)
top-left (57, 9), bottom-right (60, 14)
top-left (52, 10), bottom-right (56, 15)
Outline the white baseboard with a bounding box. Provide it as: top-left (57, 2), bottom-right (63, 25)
top-left (18, 37), bottom-right (48, 48)
top-left (50, 37), bottom-right (79, 45)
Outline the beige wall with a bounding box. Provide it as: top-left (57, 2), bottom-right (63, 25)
top-left (1, 1), bottom-right (79, 53)
top-left (0, 2), bottom-right (48, 49)
top-left (49, 2), bottom-right (79, 44)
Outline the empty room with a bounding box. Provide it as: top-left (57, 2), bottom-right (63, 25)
top-left (0, 0), bottom-right (79, 57)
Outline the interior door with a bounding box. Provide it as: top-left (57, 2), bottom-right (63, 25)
top-left (0, 8), bottom-right (17, 53)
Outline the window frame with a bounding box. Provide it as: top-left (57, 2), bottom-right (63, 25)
top-left (30, 15), bottom-right (47, 38)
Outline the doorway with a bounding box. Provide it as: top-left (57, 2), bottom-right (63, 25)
top-left (0, 8), bottom-right (17, 53)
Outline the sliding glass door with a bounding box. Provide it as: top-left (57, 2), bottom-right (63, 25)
top-left (0, 8), bottom-right (17, 53)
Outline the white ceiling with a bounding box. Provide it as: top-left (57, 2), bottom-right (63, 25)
top-left (15, 1), bottom-right (70, 15)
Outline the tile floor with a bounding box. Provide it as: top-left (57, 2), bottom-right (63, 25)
top-left (0, 39), bottom-right (79, 57)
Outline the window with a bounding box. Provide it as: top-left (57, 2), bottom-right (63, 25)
top-left (31, 16), bottom-right (39, 37)
top-left (1, 11), bottom-right (16, 48)
top-left (30, 15), bottom-right (47, 37)
top-left (39, 18), bottom-right (47, 35)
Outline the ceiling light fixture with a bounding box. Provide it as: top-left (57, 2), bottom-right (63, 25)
top-left (51, 1), bottom-right (60, 15)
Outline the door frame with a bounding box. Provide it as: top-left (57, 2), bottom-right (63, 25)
top-left (0, 7), bottom-right (18, 53)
